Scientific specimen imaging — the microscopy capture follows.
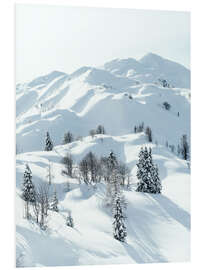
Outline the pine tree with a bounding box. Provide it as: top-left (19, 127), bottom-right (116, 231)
top-left (66, 212), bottom-right (74, 227)
top-left (45, 132), bottom-right (53, 151)
top-left (147, 148), bottom-right (162, 193)
top-left (105, 151), bottom-right (127, 209)
top-left (150, 164), bottom-right (162, 194)
top-left (50, 190), bottom-right (58, 212)
top-left (136, 147), bottom-right (162, 194)
top-left (105, 151), bottom-right (118, 207)
top-left (113, 196), bottom-right (127, 242)
top-left (63, 132), bottom-right (74, 144)
top-left (136, 147), bottom-right (147, 192)
top-left (108, 151), bottom-right (118, 171)
top-left (22, 164), bottom-right (36, 218)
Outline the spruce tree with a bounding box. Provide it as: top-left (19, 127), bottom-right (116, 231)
top-left (150, 164), bottom-right (162, 194)
top-left (45, 132), bottom-right (53, 151)
top-left (136, 147), bottom-right (162, 194)
top-left (136, 147), bottom-right (148, 192)
top-left (22, 164), bottom-right (35, 218)
top-left (66, 212), bottom-right (74, 227)
top-left (105, 151), bottom-right (118, 207)
top-left (50, 190), bottom-right (58, 212)
top-left (113, 196), bottom-right (127, 242)
top-left (148, 148), bottom-right (162, 193)
top-left (105, 151), bottom-right (127, 210)
top-left (108, 151), bottom-right (118, 171)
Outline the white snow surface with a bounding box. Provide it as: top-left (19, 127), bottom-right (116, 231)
top-left (16, 53), bottom-right (190, 267)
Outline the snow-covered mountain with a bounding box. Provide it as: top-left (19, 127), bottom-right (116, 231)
top-left (104, 53), bottom-right (190, 89)
top-left (16, 53), bottom-right (190, 267)
top-left (16, 53), bottom-right (190, 153)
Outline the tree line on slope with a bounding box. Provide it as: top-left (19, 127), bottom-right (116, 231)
top-left (133, 122), bottom-right (190, 161)
top-left (22, 120), bottom-right (189, 241)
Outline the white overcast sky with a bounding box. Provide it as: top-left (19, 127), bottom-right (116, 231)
top-left (16, 4), bottom-right (190, 83)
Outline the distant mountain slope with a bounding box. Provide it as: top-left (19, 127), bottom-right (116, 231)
top-left (16, 54), bottom-right (190, 153)
top-left (104, 53), bottom-right (190, 89)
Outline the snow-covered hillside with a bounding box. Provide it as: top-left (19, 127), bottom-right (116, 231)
top-left (16, 53), bottom-right (190, 267)
top-left (16, 53), bottom-right (190, 153)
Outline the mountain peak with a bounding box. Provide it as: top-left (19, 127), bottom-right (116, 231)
top-left (139, 52), bottom-right (165, 65)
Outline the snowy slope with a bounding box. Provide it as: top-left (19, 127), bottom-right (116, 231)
top-left (104, 53), bottom-right (190, 88)
top-left (16, 54), bottom-right (190, 153)
top-left (16, 133), bottom-right (190, 267)
top-left (16, 53), bottom-right (190, 267)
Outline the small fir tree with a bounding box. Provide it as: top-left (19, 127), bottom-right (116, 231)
top-left (113, 196), bottom-right (127, 242)
top-left (66, 212), bottom-right (74, 227)
top-left (22, 164), bottom-right (36, 218)
top-left (45, 132), bottom-right (53, 151)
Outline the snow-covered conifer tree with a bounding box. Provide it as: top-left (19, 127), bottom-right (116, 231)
top-left (113, 196), bottom-right (127, 242)
top-left (22, 164), bottom-right (36, 218)
top-left (50, 190), bottom-right (58, 212)
top-left (105, 151), bottom-right (127, 209)
top-left (136, 147), bottom-right (162, 194)
top-left (66, 212), bottom-right (74, 227)
top-left (45, 132), bottom-right (53, 151)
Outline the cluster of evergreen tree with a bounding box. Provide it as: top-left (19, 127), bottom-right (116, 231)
top-left (96, 125), bottom-right (106, 135)
top-left (63, 132), bottom-right (74, 144)
top-left (158, 78), bottom-right (170, 88)
top-left (79, 151), bottom-right (101, 184)
top-left (78, 151), bottom-right (130, 188)
top-left (166, 134), bottom-right (190, 161)
top-left (89, 125), bottom-right (106, 138)
top-left (134, 122), bottom-right (144, 133)
top-left (21, 163), bottom-right (59, 229)
top-left (136, 147), bottom-right (162, 194)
